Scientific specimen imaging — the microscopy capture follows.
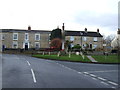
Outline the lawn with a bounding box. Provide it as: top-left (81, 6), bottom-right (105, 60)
top-left (32, 54), bottom-right (91, 62)
top-left (92, 54), bottom-right (120, 63)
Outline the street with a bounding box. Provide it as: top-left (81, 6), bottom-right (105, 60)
top-left (2, 54), bottom-right (119, 88)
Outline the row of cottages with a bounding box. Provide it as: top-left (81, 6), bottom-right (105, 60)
top-left (65, 29), bottom-right (103, 50)
top-left (0, 27), bottom-right (51, 50)
top-left (0, 26), bottom-right (103, 51)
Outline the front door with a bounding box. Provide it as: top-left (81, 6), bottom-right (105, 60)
top-left (25, 43), bottom-right (28, 50)
top-left (90, 44), bottom-right (92, 49)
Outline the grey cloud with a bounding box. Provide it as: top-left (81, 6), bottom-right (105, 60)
top-left (74, 11), bottom-right (117, 29)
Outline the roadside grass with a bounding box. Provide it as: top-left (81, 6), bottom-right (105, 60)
top-left (92, 54), bottom-right (119, 63)
top-left (32, 54), bottom-right (91, 62)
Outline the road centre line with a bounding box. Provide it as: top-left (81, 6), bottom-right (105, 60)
top-left (31, 69), bottom-right (37, 83)
top-left (89, 74), bottom-right (96, 77)
top-left (97, 77), bottom-right (106, 81)
top-left (55, 62), bottom-right (118, 87)
top-left (26, 61), bottom-right (31, 66)
top-left (83, 72), bottom-right (89, 74)
top-left (108, 81), bottom-right (118, 86)
top-left (87, 70), bottom-right (118, 73)
top-left (100, 81), bottom-right (109, 86)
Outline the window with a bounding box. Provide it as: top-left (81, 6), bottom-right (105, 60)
top-left (1, 34), bottom-right (5, 40)
top-left (93, 45), bottom-right (97, 49)
top-left (13, 33), bottom-right (18, 40)
top-left (70, 36), bottom-right (74, 41)
top-left (25, 33), bottom-right (29, 40)
top-left (71, 44), bottom-right (74, 48)
top-left (83, 37), bottom-right (87, 41)
top-left (35, 34), bottom-right (40, 41)
top-left (13, 41), bottom-right (18, 48)
top-left (35, 42), bottom-right (40, 49)
top-left (94, 37), bottom-right (97, 42)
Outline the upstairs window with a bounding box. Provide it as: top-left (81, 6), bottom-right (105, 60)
top-left (94, 37), bottom-right (97, 42)
top-left (1, 34), bottom-right (5, 40)
top-left (25, 33), bottom-right (29, 40)
top-left (13, 33), bottom-right (18, 40)
top-left (70, 36), bottom-right (74, 41)
top-left (35, 34), bottom-right (40, 41)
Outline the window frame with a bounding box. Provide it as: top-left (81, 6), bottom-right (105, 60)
top-left (35, 42), bottom-right (40, 49)
top-left (13, 33), bottom-right (18, 40)
top-left (12, 41), bottom-right (18, 48)
top-left (94, 37), bottom-right (98, 42)
top-left (25, 33), bottom-right (29, 40)
top-left (35, 34), bottom-right (40, 41)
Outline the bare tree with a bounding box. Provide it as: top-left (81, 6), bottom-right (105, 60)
top-left (105, 34), bottom-right (116, 45)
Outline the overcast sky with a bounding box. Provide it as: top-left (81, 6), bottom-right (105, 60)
top-left (0, 0), bottom-right (118, 36)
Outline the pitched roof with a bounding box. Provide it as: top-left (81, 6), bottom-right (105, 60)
top-left (65, 30), bottom-right (103, 37)
top-left (0, 29), bottom-right (51, 34)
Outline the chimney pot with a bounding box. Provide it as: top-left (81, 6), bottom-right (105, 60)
top-left (28, 26), bottom-right (31, 30)
top-left (85, 28), bottom-right (87, 32)
top-left (97, 28), bottom-right (99, 33)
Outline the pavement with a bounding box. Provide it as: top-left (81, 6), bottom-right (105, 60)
top-left (87, 55), bottom-right (98, 62)
top-left (2, 54), bottom-right (119, 88)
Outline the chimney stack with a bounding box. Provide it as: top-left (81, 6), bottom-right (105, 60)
top-left (97, 28), bottom-right (99, 33)
top-left (85, 28), bottom-right (87, 33)
top-left (28, 26), bottom-right (31, 30)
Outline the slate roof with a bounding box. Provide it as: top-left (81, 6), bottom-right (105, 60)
top-left (65, 30), bottom-right (103, 37)
top-left (0, 29), bottom-right (51, 34)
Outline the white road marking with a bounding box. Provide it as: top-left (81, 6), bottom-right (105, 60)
top-left (89, 74), bottom-right (96, 77)
top-left (101, 81), bottom-right (109, 86)
top-left (83, 72), bottom-right (89, 74)
top-left (88, 70), bottom-right (118, 73)
top-left (78, 72), bottom-right (82, 74)
top-left (31, 69), bottom-right (37, 83)
top-left (108, 81), bottom-right (118, 86)
top-left (92, 77), bottom-right (97, 80)
top-left (27, 61), bottom-right (31, 66)
top-left (97, 77), bottom-right (106, 81)
top-left (111, 87), bottom-right (116, 88)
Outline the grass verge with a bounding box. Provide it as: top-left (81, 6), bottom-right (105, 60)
top-left (32, 54), bottom-right (91, 62)
top-left (92, 54), bottom-right (119, 63)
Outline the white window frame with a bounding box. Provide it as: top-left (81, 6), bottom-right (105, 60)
top-left (35, 42), bottom-right (40, 49)
top-left (1, 34), bottom-right (5, 40)
top-left (93, 44), bottom-right (97, 49)
top-left (94, 37), bottom-right (97, 42)
top-left (12, 41), bottom-right (18, 48)
top-left (25, 33), bottom-right (29, 40)
top-left (13, 33), bottom-right (18, 40)
top-left (35, 34), bottom-right (40, 41)
top-left (83, 37), bottom-right (87, 41)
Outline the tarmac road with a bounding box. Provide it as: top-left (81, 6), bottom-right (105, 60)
top-left (2, 54), bottom-right (119, 88)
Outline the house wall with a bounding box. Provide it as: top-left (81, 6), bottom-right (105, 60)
top-left (0, 31), bottom-right (50, 49)
top-left (65, 36), bottom-right (103, 50)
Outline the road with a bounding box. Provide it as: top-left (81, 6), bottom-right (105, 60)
top-left (2, 54), bottom-right (119, 88)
